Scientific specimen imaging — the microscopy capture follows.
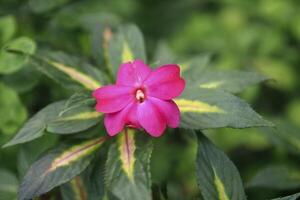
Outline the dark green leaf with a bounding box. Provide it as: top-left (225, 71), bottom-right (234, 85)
top-left (193, 70), bottom-right (268, 93)
top-left (105, 129), bottom-right (153, 200)
top-left (47, 103), bottom-right (102, 134)
top-left (246, 165), bottom-right (300, 190)
top-left (19, 137), bottom-right (107, 200)
top-left (7, 50), bottom-right (104, 91)
top-left (36, 51), bottom-right (105, 91)
top-left (261, 121), bottom-right (300, 155)
top-left (60, 176), bottom-right (88, 200)
top-left (60, 152), bottom-right (105, 200)
top-left (17, 134), bottom-right (58, 178)
top-left (196, 131), bottom-right (246, 200)
top-left (175, 87), bottom-right (272, 130)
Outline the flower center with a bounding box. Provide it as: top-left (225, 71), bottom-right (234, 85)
top-left (135, 89), bottom-right (145, 103)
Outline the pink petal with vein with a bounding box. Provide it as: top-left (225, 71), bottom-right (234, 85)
top-left (137, 100), bottom-right (166, 137)
top-left (144, 64), bottom-right (185, 100)
top-left (93, 85), bottom-right (134, 113)
top-left (149, 97), bottom-right (180, 128)
top-left (116, 59), bottom-right (151, 87)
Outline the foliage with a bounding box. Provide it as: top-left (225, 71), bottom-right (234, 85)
top-left (0, 0), bottom-right (299, 200)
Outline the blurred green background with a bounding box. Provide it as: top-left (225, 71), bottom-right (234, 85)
top-left (0, 0), bottom-right (299, 199)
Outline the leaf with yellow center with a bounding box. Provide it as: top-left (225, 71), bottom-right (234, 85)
top-left (175, 99), bottom-right (226, 114)
top-left (48, 137), bottom-right (106, 172)
top-left (19, 137), bottom-right (107, 200)
top-left (213, 168), bottom-right (230, 200)
top-left (118, 129), bottom-right (136, 180)
top-left (105, 131), bottom-right (153, 200)
top-left (200, 81), bottom-right (224, 89)
top-left (122, 42), bottom-right (134, 62)
top-left (51, 61), bottom-right (101, 90)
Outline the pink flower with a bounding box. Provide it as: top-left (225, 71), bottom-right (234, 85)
top-left (93, 59), bottom-right (185, 137)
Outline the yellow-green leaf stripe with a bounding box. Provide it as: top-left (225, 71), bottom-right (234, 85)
top-left (175, 99), bottom-right (226, 113)
top-left (57, 111), bottom-right (102, 121)
top-left (122, 42), bottom-right (134, 62)
top-left (200, 81), bottom-right (224, 89)
top-left (51, 61), bottom-right (101, 90)
top-left (213, 168), bottom-right (230, 200)
top-left (118, 128), bottom-right (136, 180)
top-left (70, 176), bottom-right (87, 200)
top-left (48, 137), bottom-right (106, 172)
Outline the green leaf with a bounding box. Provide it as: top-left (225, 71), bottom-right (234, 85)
top-left (28, 0), bottom-right (70, 13)
top-left (0, 83), bottom-right (27, 136)
top-left (246, 165), bottom-right (300, 190)
top-left (196, 131), bottom-right (246, 200)
top-left (108, 24), bottom-right (146, 76)
top-left (271, 193), bottom-right (300, 200)
top-left (1, 64), bottom-right (41, 93)
top-left (91, 25), bottom-right (113, 67)
top-left (182, 55), bottom-right (267, 93)
top-left (17, 134), bottom-right (58, 178)
top-left (105, 129), bottom-right (153, 200)
top-left (7, 50), bottom-right (104, 90)
top-left (47, 104), bottom-right (102, 134)
top-left (46, 93), bottom-right (101, 134)
top-left (261, 121), bottom-right (300, 155)
top-left (40, 51), bottom-right (105, 90)
top-left (60, 93), bottom-right (96, 113)
top-left (153, 42), bottom-right (176, 65)
top-left (60, 153), bottom-right (105, 200)
top-left (180, 54), bottom-right (210, 74)
top-left (0, 169), bottom-right (18, 200)
top-left (19, 137), bottom-right (107, 200)
top-left (0, 15), bottom-right (16, 43)
top-left (0, 37), bottom-right (36, 74)
top-left (175, 87), bottom-right (272, 129)
top-left (3, 101), bottom-right (65, 148)
top-left (60, 176), bottom-right (88, 200)
top-left (194, 70), bottom-right (268, 93)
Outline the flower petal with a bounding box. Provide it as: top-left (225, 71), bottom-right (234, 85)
top-left (149, 97), bottom-right (180, 128)
top-left (104, 112), bottom-right (125, 136)
top-left (137, 100), bottom-right (166, 137)
top-left (104, 102), bottom-right (139, 136)
top-left (144, 64), bottom-right (185, 100)
top-left (116, 59), bottom-right (152, 87)
top-left (93, 85), bottom-right (134, 113)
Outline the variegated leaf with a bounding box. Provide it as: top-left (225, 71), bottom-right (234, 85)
top-left (19, 137), bottom-right (107, 200)
top-left (193, 70), bottom-right (268, 93)
top-left (176, 87), bottom-right (272, 129)
top-left (60, 154), bottom-right (105, 200)
top-left (108, 24), bottom-right (146, 76)
top-left (47, 95), bottom-right (101, 134)
top-left (105, 129), bottom-right (152, 200)
top-left (196, 131), bottom-right (246, 200)
top-left (246, 165), bottom-right (300, 190)
top-left (6, 50), bottom-right (104, 90)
